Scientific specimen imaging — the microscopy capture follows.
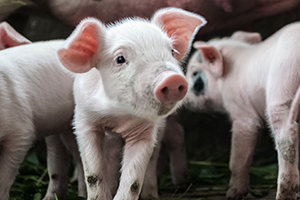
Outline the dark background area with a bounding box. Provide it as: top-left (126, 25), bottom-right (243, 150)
top-left (4, 2), bottom-right (300, 199)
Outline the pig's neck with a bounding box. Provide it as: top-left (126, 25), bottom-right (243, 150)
top-left (99, 115), bottom-right (162, 143)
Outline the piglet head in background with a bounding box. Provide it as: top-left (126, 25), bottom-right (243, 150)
top-left (57, 8), bottom-right (207, 119)
top-left (0, 22), bottom-right (31, 50)
top-left (185, 42), bottom-right (223, 112)
top-left (185, 31), bottom-right (262, 112)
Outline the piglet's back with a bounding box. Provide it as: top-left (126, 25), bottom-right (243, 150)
top-left (0, 40), bottom-right (75, 134)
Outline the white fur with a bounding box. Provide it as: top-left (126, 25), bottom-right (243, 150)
top-left (57, 8), bottom-right (204, 200)
top-left (70, 20), bottom-right (182, 199)
top-left (0, 23), bottom-right (87, 200)
top-left (0, 40), bottom-right (79, 200)
top-left (186, 23), bottom-right (300, 199)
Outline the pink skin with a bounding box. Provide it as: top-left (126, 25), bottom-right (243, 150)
top-left (57, 8), bottom-right (205, 200)
top-left (155, 71), bottom-right (188, 103)
top-left (30, 0), bottom-right (299, 37)
top-left (0, 21), bottom-right (31, 49)
top-left (186, 25), bottom-right (300, 200)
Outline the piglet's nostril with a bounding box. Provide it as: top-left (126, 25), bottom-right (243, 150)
top-left (161, 87), bottom-right (169, 95)
top-left (178, 85), bottom-right (185, 92)
top-left (160, 85), bottom-right (184, 95)
top-left (154, 71), bottom-right (188, 103)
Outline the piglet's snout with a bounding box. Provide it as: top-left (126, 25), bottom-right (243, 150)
top-left (154, 71), bottom-right (188, 103)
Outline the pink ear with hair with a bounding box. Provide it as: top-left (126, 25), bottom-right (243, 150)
top-left (152, 8), bottom-right (206, 61)
top-left (0, 22), bottom-right (31, 50)
top-left (193, 41), bottom-right (223, 78)
top-left (57, 19), bottom-right (105, 73)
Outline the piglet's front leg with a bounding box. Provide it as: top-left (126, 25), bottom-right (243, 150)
top-left (227, 118), bottom-right (260, 200)
top-left (75, 120), bottom-right (112, 200)
top-left (140, 133), bottom-right (162, 200)
top-left (114, 125), bottom-right (158, 200)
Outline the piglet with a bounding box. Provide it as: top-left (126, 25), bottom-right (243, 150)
top-left (56, 7), bottom-right (206, 200)
top-left (186, 26), bottom-right (300, 200)
top-left (0, 24), bottom-right (85, 200)
top-left (0, 22), bottom-right (86, 200)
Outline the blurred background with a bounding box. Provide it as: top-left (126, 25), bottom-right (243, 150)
top-left (3, 0), bottom-right (300, 199)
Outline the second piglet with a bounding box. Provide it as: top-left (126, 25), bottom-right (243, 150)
top-left (57, 7), bottom-right (206, 200)
top-left (186, 25), bottom-right (300, 200)
top-left (0, 21), bottom-right (88, 200)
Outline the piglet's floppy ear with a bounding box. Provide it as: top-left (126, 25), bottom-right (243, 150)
top-left (152, 8), bottom-right (206, 61)
top-left (57, 18), bottom-right (105, 73)
top-left (0, 21), bottom-right (31, 50)
top-left (193, 41), bottom-right (223, 78)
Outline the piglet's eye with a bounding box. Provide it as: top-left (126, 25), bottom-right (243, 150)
top-left (116, 56), bottom-right (126, 64)
top-left (171, 49), bottom-right (175, 57)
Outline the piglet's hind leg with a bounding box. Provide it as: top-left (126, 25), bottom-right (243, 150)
top-left (0, 129), bottom-right (35, 200)
top-left (267, 85), bottom-right (300, 199)
top-left (60, 129), bottom-right (87, 198)
top-left (43, 134), bottom-right (70, 200)
top-left (269, 110), bottom-right (299, 200)
top-left (274, 120), bottom-right (299, 200)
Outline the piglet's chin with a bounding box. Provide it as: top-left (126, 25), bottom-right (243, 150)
top-left (156, 100), bottom-right (183, 117)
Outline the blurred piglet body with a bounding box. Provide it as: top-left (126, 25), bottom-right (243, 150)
top-left (186, 24), bottom-right (300, 199)
top-left (57, 8), bottom-right (205, 200)
top-left (0, 22), bottom-right (84, 200)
